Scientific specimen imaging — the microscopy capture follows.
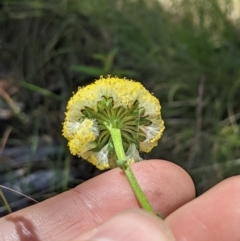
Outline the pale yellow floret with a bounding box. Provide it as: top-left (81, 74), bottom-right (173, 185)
top-left (79, 145), bottom-right (110, 170)
top-left (126, 143), bottom-right (142, 162)
top-left (62, 120), bottom-right (80, 140)
top-left (68, 118), bottom-right (98, 156)
top-left (140, 119), bottom-right (165, 153)
top-left (88, 151), bottom-right (110, 170)
top-left (83, 144), bottom-right (111, 170)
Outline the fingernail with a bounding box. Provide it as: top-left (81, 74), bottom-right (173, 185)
top-left (72, 209), bottom-right (175, 241)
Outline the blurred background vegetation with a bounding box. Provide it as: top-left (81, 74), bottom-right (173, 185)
top-left (0, 0), bottom-right (239, 216)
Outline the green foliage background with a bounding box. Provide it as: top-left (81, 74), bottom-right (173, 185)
top-left (0, 0), bottom-right (239, 213)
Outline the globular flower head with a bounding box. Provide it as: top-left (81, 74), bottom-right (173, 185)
top-left (63, 76), bottom-right (165, 170)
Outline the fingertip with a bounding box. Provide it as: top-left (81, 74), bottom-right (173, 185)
top-left (165, 175), bottom-right (240, 241)
top-left (72, 209), bottom-right (175, 241)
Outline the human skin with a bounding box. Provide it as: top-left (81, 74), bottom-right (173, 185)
top-left (0, 160), bottom-right (240, 241)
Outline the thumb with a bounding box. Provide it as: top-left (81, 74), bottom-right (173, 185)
top-left (72, 209), bottom-right (175, 241)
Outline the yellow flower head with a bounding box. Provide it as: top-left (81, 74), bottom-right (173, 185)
top-left (63, 76), bottom-right (165, 170)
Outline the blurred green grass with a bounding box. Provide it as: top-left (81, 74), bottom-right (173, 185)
top-left (0, 0), bottom-right (239, 213)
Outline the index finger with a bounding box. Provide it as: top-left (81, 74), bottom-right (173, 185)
top-left (0, 160), bottom-right (195, 241)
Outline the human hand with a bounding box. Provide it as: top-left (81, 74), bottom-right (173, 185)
top-left (0, 160), bottom-right (239, 241)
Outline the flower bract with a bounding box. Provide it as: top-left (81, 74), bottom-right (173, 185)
top-left (63, 76), bottom-right (165, 170)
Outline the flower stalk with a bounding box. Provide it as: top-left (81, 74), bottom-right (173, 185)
top-left (108, 127), bottom-right (126, 160)
top-left (109, 126), bottom-right (157, 215)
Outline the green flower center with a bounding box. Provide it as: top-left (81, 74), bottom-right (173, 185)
top-left (81, 96), bottom-right (151, 156)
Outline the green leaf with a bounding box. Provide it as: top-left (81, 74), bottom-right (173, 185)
top-left (72, 65), bottom-right (104, 76)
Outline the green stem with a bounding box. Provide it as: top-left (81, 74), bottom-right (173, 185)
top-left (109, 127), bottom-right (157, 215)
top-left (109, 128), bottom-right (126, 160)
top-left (123, 163), bottom-right (155, 213)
